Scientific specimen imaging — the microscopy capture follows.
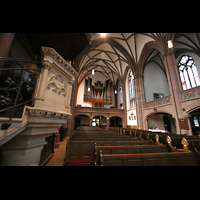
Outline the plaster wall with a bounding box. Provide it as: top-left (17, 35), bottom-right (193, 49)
top-left (144, 62), bottom-right (170, 102)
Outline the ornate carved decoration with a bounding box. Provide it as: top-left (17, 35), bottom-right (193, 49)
top-left (155, 134), bottom-right (162, 145)
top-left (41, 46), bottom-right (78, 77)
top-left (28, 108), bottom-right (69, 119)
top-left (143, 95), bottom-right (172, 110)
top-left (166, 136), bottom-right (177, 151)
top-left (181, 138), bottom-right (190, 152)
top-left (179, 86), bottom-right (200, 102)
top-left (74, 106), bottom-right (124, 114)
top-left (46, 71), bottom-right (67, 97)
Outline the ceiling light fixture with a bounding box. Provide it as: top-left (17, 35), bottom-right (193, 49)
top-left (92, 69), bottom-right (95, 75)
top-left (100, 33), bottom-right (106, 37)
top-left (167, 40), bottom-right (173, 48)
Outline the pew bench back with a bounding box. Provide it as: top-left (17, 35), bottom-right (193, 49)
top-left (95, 144), bottom-right (169, 166)
top-left (100, 151), bottom-right (199, 166)
top-left (65, 140), bottom-right (151, 160)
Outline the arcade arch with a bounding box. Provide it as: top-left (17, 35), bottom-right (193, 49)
top-left (146, 112), bottom-right (176, 133)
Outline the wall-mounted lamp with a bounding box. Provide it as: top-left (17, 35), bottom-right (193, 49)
top-left (115, 90), bottom-right (117, 94)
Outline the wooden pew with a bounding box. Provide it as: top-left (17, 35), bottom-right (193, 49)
top-left (99, 151), bottom-right (200, 166)
top-left (64, 140), bottom-right (151, 166)
top-left (95, 144), bottom-right (169, 166)
top-left (188, 140), bottom-right (200, 152)
top-left (70, 138), bottom-right (140, 141)
top-left (141, 130), bottom-right (200, 151)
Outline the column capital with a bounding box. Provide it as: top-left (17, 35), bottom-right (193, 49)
top-left (69, 80), bottom-right (75, 86)
top-left (42, 59), bottom-right (52, 70)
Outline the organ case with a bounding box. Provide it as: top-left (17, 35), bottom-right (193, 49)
top-left (84, 77), bottom-right (113, 107)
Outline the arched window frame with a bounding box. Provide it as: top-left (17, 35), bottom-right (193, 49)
top-left (119, 82), bottom-right (123, 109)
top-left (178, 55), bottom-right (200, 90)
top-left (129, 70), bottom-right (135, 108)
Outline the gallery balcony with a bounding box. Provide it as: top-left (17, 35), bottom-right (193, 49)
top-left (74, 106), bottom-right (124, 115)
top-left (143, 95), bottom-right (172, 110)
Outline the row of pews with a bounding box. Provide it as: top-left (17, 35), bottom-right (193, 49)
top-left (63, 126), bottom-right (200, 166)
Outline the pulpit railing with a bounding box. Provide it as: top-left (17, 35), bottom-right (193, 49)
top-left (0, 57), bottom-right (41, 130)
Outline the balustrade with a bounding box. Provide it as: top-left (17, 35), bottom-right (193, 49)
top-left (143, 95), bottom-right (172, 110)
top-left (75, 106), bottom-right (124, 114)
top-left (179, 86), bottom-right (200, 102)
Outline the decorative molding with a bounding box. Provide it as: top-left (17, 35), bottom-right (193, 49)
top-left (27, 108), bottom-right (70, 119)
top-left (143, 95), bottom-right (172, 110)
top-left (74, 106), bottom-right (124, 114)
top-left (41, 46), bottom-right (78, 77)
top-left (179, 86), bottom-right (200, 102)
top-left (42, 59), bottom-right (52, 70)
top-left (46, 70), bottom-right (67, 97)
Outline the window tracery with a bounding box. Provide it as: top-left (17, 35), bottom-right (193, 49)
top-left (178, 55), bottom-right (200, 90)
top-left (119, 82), bottom-right (123, 109)
top-left (129, 71), bottom-right (135, 107)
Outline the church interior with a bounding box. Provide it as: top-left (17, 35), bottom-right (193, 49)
top-left (0, 33), bottom-right (200, 166)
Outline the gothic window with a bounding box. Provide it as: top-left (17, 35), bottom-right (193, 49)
top-left (193, 116), bottom-right (200, 127)
top-left (119, 82), bottom-right (123, 109)
top-left (178, 55), bottom-right (200, 90)
top-left (129, 71), bottom-right (135, 107)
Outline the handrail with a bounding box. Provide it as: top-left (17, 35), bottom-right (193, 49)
top-left (0, 57), bottom-right (41, 65)
top-left (0, 57), bottom-right (41, 130)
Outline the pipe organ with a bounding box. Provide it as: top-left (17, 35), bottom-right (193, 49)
top-left (84, 77), bottom-right (113, 107)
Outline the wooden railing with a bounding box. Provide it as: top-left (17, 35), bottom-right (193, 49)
top-left (74, 106), bottom-right (124, 114)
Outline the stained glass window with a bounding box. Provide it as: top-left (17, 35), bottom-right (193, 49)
top-left (178, 55), bottom-right (200, 90)
top-left (129, 71), bottom-right (135, 107)
top-left (119, 82), bottom-right (123, 109)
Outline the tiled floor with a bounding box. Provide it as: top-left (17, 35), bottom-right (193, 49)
top-left (46, 137), bottom-right (69, 166)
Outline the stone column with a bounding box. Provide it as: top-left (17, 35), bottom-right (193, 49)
top-left (134, 75), bottom-right (145, 130)
top-left (38, 60), bottom-right (52, 99)
top-left (65, 81), bottom-right (74, 109)
top-left (65, 77), bottom-right (77, 136)
top-left (89, 117), bottom-right (92, 127)
top-left (163, 51), bottom-right (183, 134)
top-left (34, 60), bottom-right (52, 108)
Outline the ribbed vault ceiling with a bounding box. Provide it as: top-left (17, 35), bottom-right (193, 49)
top-left (77, 33), bottom-right (163, 86)
top-left (76, 33), bottom-right (200, 87)
top-left (174, 33), bottom-right (200, 58)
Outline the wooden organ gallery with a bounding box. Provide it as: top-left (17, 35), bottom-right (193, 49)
top-left (84, 77), bottom-right (113, 107)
